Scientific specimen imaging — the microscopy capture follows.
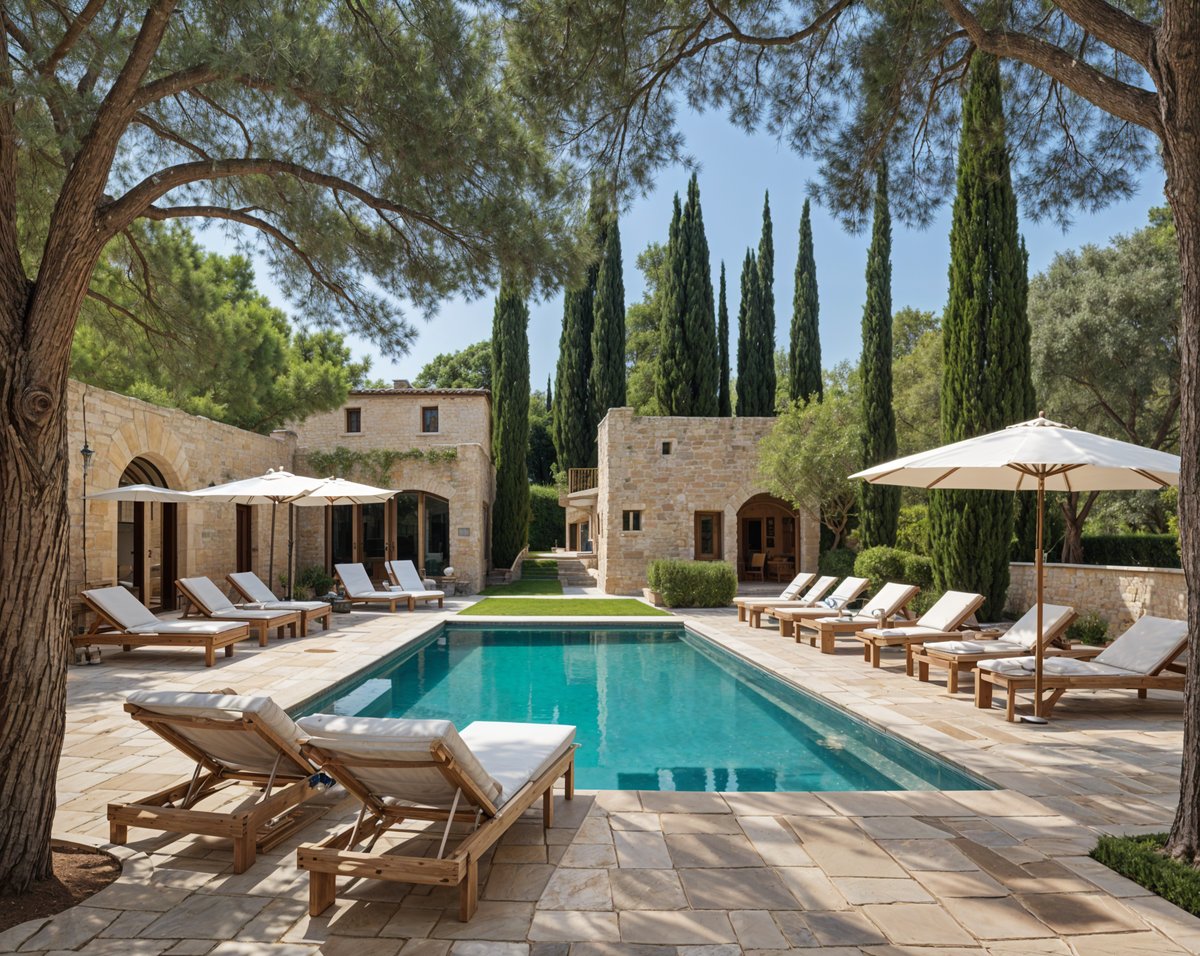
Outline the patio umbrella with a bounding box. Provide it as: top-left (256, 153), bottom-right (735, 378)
top-left (286, 478), bottom-right (397, 596)
top-left (87, 484), bottom-right (194, 502)
top-left (189, 469), bottom-right (326, 594)
top-left (851, 414), bottom-right (1180, 720)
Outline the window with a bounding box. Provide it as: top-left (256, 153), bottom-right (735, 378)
top-left (661, 441), bottom-right (672, 455)
top-left (622, 510), bottom-right (642, 532)
top-left (694, 511), bottom-right (723, 560)
top-left (345, 407), bottom-right (361, 433)
top-left (422, 406), bottom-right (440, 433)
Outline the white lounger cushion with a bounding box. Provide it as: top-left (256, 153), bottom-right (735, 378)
top-left (859, 625), bottom-right (948, 640)
top-left (84, 587), bottom-right (244, 635)
top-left (977, 615), bottom-right (1187, 677)
top-left (337, 563), bottom-right (410, 600)
top-left (391, 561), bottom-right (445, 598)
top-left (228, 571), bottom-right (282, 603)
top-left (733, 571), bottom-right (816, 606)
top-left (861, 582), bottom-right (919, 618)
top-left (179, 576), bottom-right (238, 613)
top-left (126, 691), bottom-right (308, 775)
top-left (297, 714), bottom-right (574, 810)
top-left (923, 604), bottom-right (1075, 657)
top-left (914, 591), bottom-right (981, 633)
top-left (209, 608), bottom-right (294, 621)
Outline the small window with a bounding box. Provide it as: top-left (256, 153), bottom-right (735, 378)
top-left (422, 406), bottom-right (440, 433)
top-left (622, 510), bottom-right (642, 532)
top-left (345, 408), bottom-right (361, 433)
top-left (661, 441), bottom-right (672, 455)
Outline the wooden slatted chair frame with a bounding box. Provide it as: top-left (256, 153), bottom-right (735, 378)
top-left (176, 577), bottom-right (301, 645)
top-left (110, 701), bottom-right (322, 872)
top-left (297, 737), bottom-right (576, 922)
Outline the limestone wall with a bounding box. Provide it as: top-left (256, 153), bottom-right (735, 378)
top-left (594, 408), bottom-right (821, 594)
top-left (290, 388), bottom-right (491, 451)
top-left (67, 380), bottom-right (294, 616)
top-left (1008, 561), bottom-right (1187, 634)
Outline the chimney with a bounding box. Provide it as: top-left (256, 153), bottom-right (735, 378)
top-left (393, 379), bottom-right (412, 389)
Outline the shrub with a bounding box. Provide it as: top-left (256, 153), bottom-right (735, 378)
top-left (1091, 834), bottom-right (1200, 917)
top-left (295, 565), bottom-right (334, 598)
top-left (901, 553), bottom-right (934, 591)
top-left (819, 548), bottom-right (858, 578)
top-left (896, 505), bottom-right (932, 555)
top-left (854, 546), bottom-right (908, 592)
top-left (1046, 533), bottom-right (1180, 569)
top-left (646, 559), bottom-right (738, 608)
top-left (1067, 610), bottom-right (1110, 646)
top-left (528, 484), bottom-right (565, 552)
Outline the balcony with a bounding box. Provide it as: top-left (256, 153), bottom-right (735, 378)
top-left (567, 468), bottom-right (598, 493)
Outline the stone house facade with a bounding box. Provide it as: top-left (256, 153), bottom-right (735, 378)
top-left (576, 407), bottom-right (821, 595)
top-left (289, 386), bottom-right (494, 594)
top-left (65, 381), bottom-right (494, 624)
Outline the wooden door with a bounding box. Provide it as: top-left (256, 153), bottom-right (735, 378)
top-left (235, 504), bottom-right (253, 573)
top-left (694, 512), bottom-right (722, 560)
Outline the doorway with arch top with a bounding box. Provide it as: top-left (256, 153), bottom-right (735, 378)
top-left (736, 493), bottom-right (800, 582)
top-left (117, 457), bottom-right (180, 610)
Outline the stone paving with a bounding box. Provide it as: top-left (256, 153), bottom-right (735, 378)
top-left (3, 597), bottom-right (1199, 955)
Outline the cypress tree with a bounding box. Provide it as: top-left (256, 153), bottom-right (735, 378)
top-left (735, 249), bottom-right (758, 415)
top-left (790, 198), bottom-right (823, 403)
top-left (857, 162), bottom-right (901, 548)
top-left (552, 190), bottom-right (606, 467)
top-left (756, 192), bottom-right (778, 410)
top-left (655, 195), bottom-right (689, 414)
top-left (930, 53), bottom-right (1032, 618)
top-left (491, 280), bottom-right (531, 568)
top-left (656, 175), bottom-right (719, 415)
top-left (717, 262), bottom-right (732, 416)
top-left (590, 216), bottom-right (626, 424)
top-left (545, 374), bottom-right (552, 411)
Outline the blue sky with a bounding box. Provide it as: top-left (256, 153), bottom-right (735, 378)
top-left (203, 107), bottom-right (1165, 391)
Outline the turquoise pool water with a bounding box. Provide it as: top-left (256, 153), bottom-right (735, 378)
top-left (298, 625), bottom-right (986, 792)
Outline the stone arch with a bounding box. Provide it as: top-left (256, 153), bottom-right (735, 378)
top-left (735, 491), bottom-right (803, 580)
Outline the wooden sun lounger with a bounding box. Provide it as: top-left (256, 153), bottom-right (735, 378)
top-left (335, 563), bottom-right (414, 611)
top-left (177, 576), bottom-right (301, 645)
top-left (740, 575), bottom-right (835, 628)
top-left (226, 571), bottom-right (333, 636)
top-left (296, 715), bottom-right (576, 921)
top-left (790, 582), bottom-right (920, 653)
top-left (973, 615), bottom-right (1188, 721)
top-left (852, 590), bottom-right (985, 668)
top-left (908, 604), bottom-right (1077, 693)
top-left (768, 576), bottom-right (871, 635)
top-left (110, 692), bottom-right (323, 871)
top-left (76, 587), bottom-right (251, 667)
top-left (385, 560), bottom-right (446, 607)
top-left (733, 571), bottom-right (817, 622)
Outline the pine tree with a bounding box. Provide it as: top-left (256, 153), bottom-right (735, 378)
top-left (857, 162), bottom-right (901, 548)
top-left (717, 262), bottom-right (732, 416)
top-left (491, 280), bottom-right (531, 568)
top-left (735, 249), bottom-right (758, 415)
top-left (790, 198), bottom-right (823, 403)
top-left (930, 53), bottom-right (1033, 618)
top-left (656, 175), bottom-right (719, 415)
top-left (756, 192), bottom-right (778, 410)
top-left (552, 189), bottom-right (606, 467)
top-left (589, 215), bottom-right (626, 424)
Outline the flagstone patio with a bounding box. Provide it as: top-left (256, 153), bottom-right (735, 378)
top-left (4, 599), bottom-right (1197, 955)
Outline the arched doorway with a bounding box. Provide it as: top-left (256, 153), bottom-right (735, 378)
top-left (736, 493), bottom-right (800, 582)
top-left (118, 457), bottom-right (179, 610)
top-left (327, 491), bottom-right (451, 581)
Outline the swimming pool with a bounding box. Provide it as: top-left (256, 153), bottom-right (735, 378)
top-left (298, 624), bottom-right (987, 792)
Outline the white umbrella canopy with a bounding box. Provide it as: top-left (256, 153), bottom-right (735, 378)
top-left (290, 477), bottom-right (397, 506)
top-left (851, 414), bottom-right (1181, 721)
top-left (88, 484), bottom-right (194, 503)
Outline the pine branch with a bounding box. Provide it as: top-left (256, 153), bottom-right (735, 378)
top-left (1050, 0), bottom-right (1153, 67)
top-left (37, 0), bottom-right (107, 77)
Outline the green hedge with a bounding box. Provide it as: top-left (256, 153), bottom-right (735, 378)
top-left (1091, 834), bottom-right (1200, 917)
top-left (528, 484), bottom-right (565, 552)
top-left (819, 548), bottom-right (858, 578)
top-left (646, 559), bottom-right (738, 608)
top-left (1067, 611), bottom-right (1110, 646)
top-left (902, 553), bottom-right (934, 591)
top-left (1067, 534), bottom-right (1181, 569)
top-left (854, 546), bottom-right (908, 590)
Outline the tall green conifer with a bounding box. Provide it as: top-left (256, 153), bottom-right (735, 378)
top-left (736, 249), bottom-right (759, 415)
top-left (590, 216), bottom-right (626, 423)
top-left (491, 280), bottom-right (531, 568)
top-left (930, 54), bottom-right (1033, 618)
top-left (717, 262), bottom-right (732, 416)
top-left (552, 189), bottom-right (606, 466)
top-left (655, 195), bottom-right (689, 414)
top-left (857, 163), bottom-right (901, 547)
top-left (790, 199), bottom-right (822, 403)
top-left (753, 192), bottom-right (778, 413)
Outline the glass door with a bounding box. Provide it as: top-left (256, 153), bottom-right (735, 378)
top-left (360, 503), bottom-right (387, 582)
top-left (694, 512), bottom-right (722, 560)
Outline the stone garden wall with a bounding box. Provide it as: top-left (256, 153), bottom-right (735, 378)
top-left (1008, 561), bottom-right (1187, 634)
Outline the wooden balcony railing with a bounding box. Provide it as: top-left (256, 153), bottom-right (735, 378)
top-left (567, 467), bottom-right (599, 493)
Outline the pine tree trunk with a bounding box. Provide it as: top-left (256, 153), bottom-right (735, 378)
top-left (0, 286), bottom-right (73, 892)
top-left (1160, 0), bottom-right (1200, 862)
top-left (1059, 499), bottom-right (1085, 564)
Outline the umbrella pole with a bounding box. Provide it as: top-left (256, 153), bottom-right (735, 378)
top-left (1034, 477), bottom-right (1045, 720)
top-left (287, 503), bottom-right (295, 600)
top-left (268, 502), bottom-right (277, 590)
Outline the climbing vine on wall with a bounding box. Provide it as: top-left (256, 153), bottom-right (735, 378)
top-left (306, 446), bottom-right (458, 487)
